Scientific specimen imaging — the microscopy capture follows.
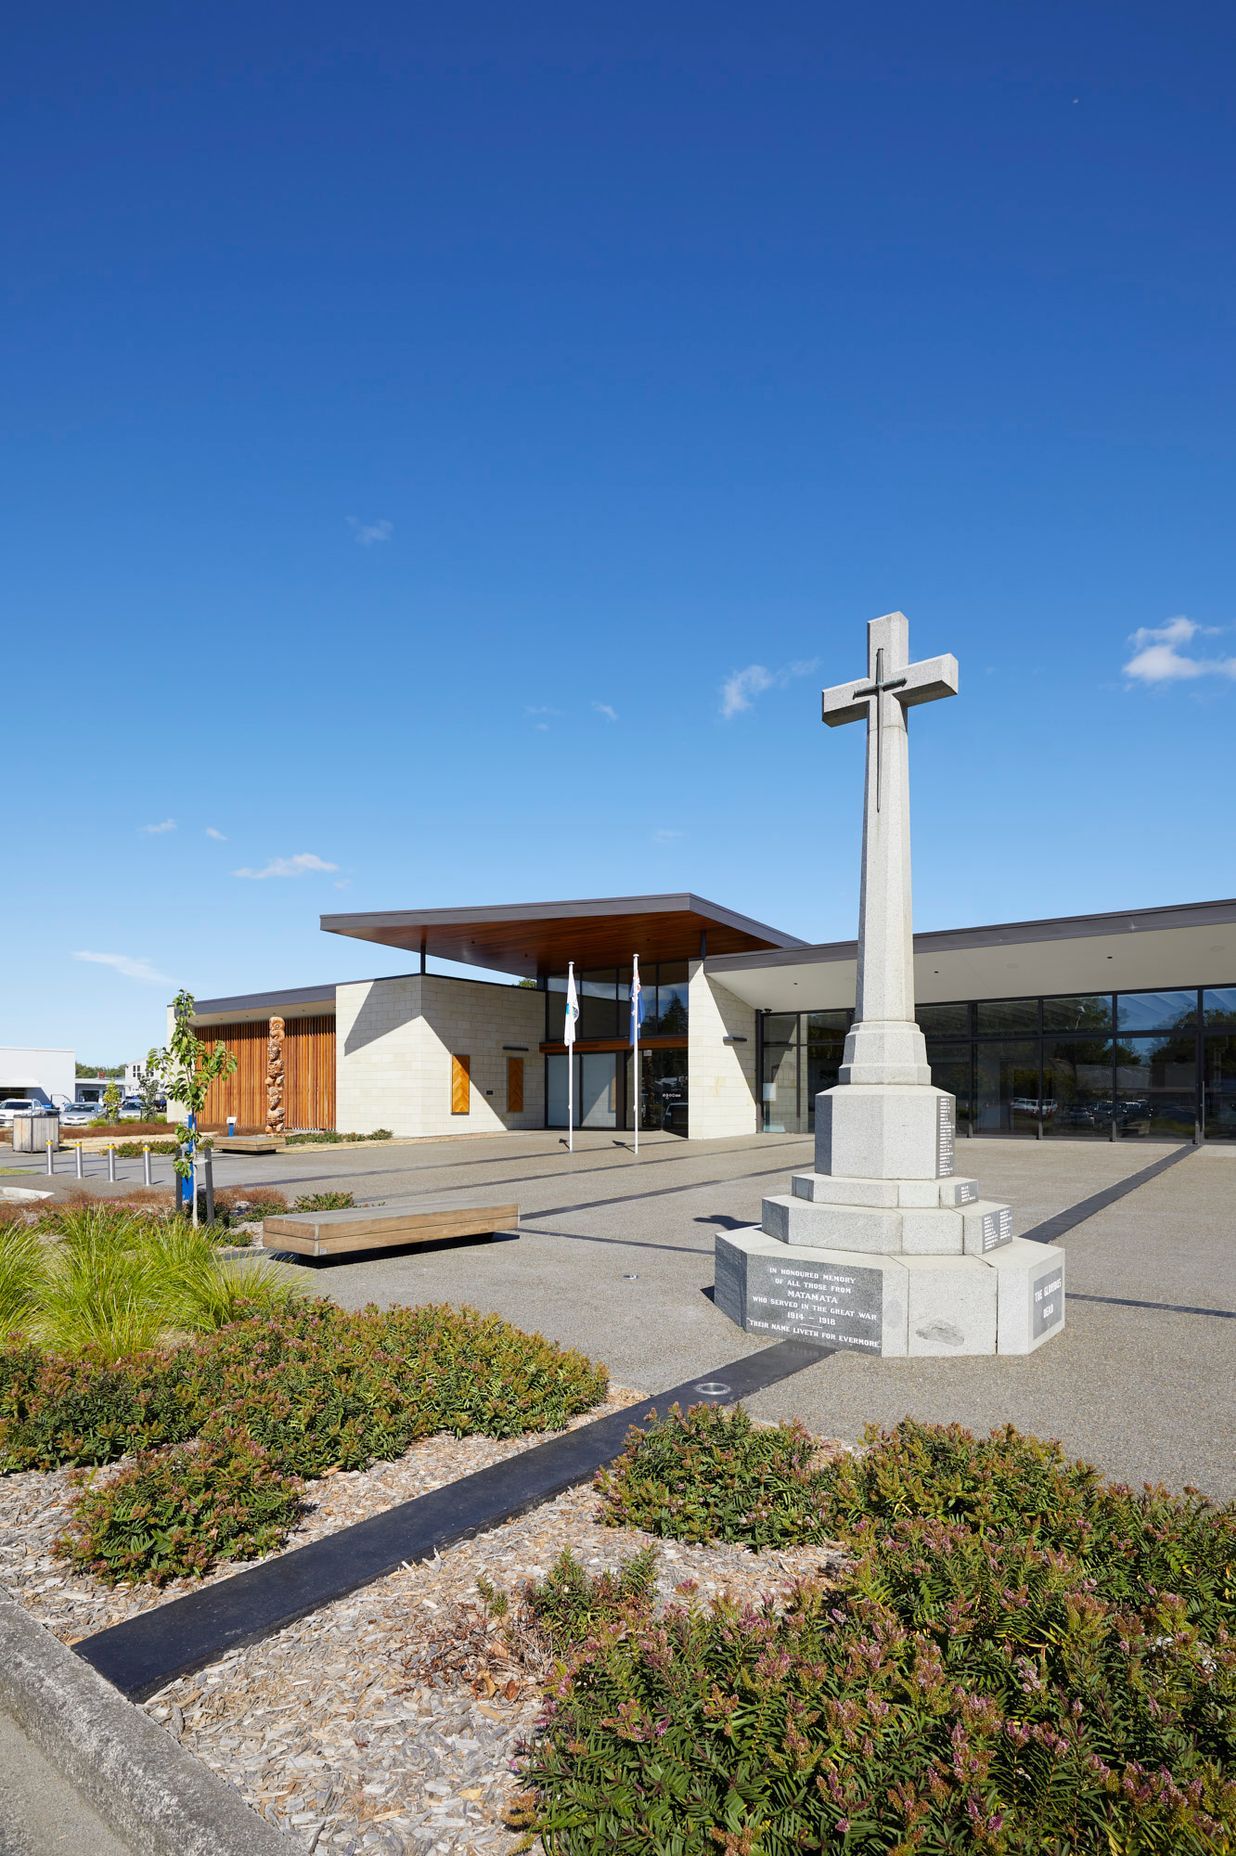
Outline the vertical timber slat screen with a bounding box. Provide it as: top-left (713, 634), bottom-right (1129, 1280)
top-left (507, 1055), bottom-right (525, 1114)
top-left (285, 1015), bottom-right (337, 1132)
top-left (451, 1054), bottom-right (471, 1115)
top-left (200, 1016), bottom-right (336, 1131)
top-left (200, 1022), bottom-right (266, 1130)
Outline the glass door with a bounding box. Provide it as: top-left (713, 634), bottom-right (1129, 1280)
top-left (579, 1052), bottom-right (617, 1128)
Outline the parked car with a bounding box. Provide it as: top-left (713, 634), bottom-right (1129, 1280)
top-left (0, 1097), bottom-right (53, 1128)
top-left (117, 1096), bottom-right (147, 1120)
top-left (60, 1101), bottom-right (100, 1127)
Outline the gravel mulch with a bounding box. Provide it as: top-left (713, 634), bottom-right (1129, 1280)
top-left (0, 1384), bottom-right (643, 1645)
top-left (142, 1471), bottom-right (850, 1854)
top-left (2, 1398), bottom-right (850, 1854)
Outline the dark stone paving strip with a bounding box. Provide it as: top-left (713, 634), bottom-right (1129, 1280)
top-left (1019, 1144), bottom-right (1196, 1245)
top-left (1070, 1291), bottom-right (1235, 1320)
top-left (217, 1137), bottom-right (812, 1202)
top-left (74, 1339), bottom-right (831, 1702)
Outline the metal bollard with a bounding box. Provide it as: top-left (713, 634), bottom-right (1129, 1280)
top-left (45, 1140), bottom-right (54, 1176)
top-left (75, 1144), bottom-right (83, 1179)
top-left (107, 1144), bottom-right (117, 1183)
top-left (143, 1145), bottom-right (152, 1186)
top-left (202, 1149), bottom-right (215, 1224)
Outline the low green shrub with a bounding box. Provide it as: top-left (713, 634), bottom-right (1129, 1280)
top-left (597, 1403), bottom-right (833, 1547)
top-left (190, 1302), bottom-right (608, 1478)
top-left (514, 1523), bottom-right (1236, 1855)
top-left (6, 1300), bottom-right (607, 1580)
top-left (513, 1415), bottom-right (1236, 1852)
top-left (55, 1431), bottom-right (303, 1585)
top-left (0, 1343), bottom-right (199, 1471)
top-left (284, 1128), bottom-right (392, 1146)
top-left (600, 1411), bottom-right (1236, 1638)
top-left (114, 1140), bottom-right (178, 1157)
top-left (210, 1187), bottom-right (289, 1223)
top-left (291, 1191), bottom-right (355, 1211)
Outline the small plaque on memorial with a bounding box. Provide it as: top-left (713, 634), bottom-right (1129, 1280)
top-left (1032, 1261), bottom-right (1065, 1338)
top-left (957, 1179), bottom-right (977, 1205)
top-left (982, 1205), bottom-right (1013, 1252)
top-left (935, 1094), bottom-right (956, 1178)
top-left (745, 1254), bottom-right (884, 1354)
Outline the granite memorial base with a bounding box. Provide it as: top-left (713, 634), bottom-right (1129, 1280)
top-left (815, 1083), bottom-right (957, 1181)
top-left (714, 1227), bottom-right (1065, 1358)
top-left (766, 1173), bottom-right (1013, 1259)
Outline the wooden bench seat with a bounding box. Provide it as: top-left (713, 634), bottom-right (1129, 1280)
top-left (216, 1136), bottom-right (283, 1155)
top-left (262, 1198), bottom-right (519, 1259)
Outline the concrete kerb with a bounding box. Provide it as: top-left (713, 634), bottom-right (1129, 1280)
top-left (0, 1588), bottom-right (291, 1855)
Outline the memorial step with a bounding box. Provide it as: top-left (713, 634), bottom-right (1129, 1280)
top-left (791, 1172), bottom-right (981, 1211)
top-left (765, 1190), bottom-right (1015, 1257)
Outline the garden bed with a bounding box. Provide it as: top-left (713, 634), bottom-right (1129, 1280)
top-left (134, 1463), bottom-right (847, 1854)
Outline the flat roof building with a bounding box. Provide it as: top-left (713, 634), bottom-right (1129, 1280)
top-left (187, 892), bottom-right (1236, 1147)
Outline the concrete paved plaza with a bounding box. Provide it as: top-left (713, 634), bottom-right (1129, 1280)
top-left (9, 1131), bottom-right (1234, 1497)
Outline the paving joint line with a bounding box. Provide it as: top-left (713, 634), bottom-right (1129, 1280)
top-left (73, 1338), bottom-right (832, 1702)
top-left (1019, 1143), bottom-right (1197, 1245)
top-left (1069, 1291), bottom-right (1234, 1320)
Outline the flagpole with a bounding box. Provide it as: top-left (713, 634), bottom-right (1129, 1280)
top-left (632, 954), bottom-right (639, 1156)
top-left (566, 960), bottom-right (575, 1154)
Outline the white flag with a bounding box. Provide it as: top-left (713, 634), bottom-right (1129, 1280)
top-left (564, 962), bottom-right (580, 1047)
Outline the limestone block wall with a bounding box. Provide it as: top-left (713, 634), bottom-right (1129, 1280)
top-left (688, 964), bottom-right (758, 1140)
top-left (413, 977), bottom-right (545, 1136)
top-left (335, 978), bottom-right (422, 1135)
top-left (336, 975), bottom-right (545, 1137)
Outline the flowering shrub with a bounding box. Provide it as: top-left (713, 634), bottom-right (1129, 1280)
top-left (56, 1431), bottom-right (303, 1585)
top-left (511, 1413), bottom-right (1236, 1852)
top-left (514, 1524), bottom-right (1236, 1853)
top-left (597, 1403), bottom-right (835, 1547)
top-left (0, 1343), bottom-right (199, 1471)
top-left (3, 1301), bottom-right (606, 1580)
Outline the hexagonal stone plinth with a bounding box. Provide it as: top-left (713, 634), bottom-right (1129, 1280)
top-left (988, 1240), bottom-right (1067, 1354)
top-left (715, 1227), bottom-right (910, 1356)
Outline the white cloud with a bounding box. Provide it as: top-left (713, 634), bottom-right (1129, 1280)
top-left (205, 826), bottom-right (227, 841)
top-left (333, 878), bottom-right (351, 891)
top-left (74, 950), bottom-right (172, 987)
top-left (347, 516), bottom-right (394, 546)
top-left (720, 658), bottom-right (817, 719)
top-left (1123, 617), bottom-right (1236, 686)
top-left (232, 852), bottom-right (340, 880)
top-left (140, 818), bottom-right (176, 835)
top-left (592, 702), bottom-right (619, 722)
top-left (653, 827), bottom-right (683, 843)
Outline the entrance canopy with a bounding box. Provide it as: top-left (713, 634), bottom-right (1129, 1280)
top-left (706, 897), bottom-right (1236, 1012)
top-left (321, 892), bottom-right (804, 981)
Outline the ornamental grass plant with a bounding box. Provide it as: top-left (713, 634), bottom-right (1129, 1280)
top-left (0, 1204), bottom-right (302, 1362)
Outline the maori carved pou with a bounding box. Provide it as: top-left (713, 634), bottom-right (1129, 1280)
top-left (266, 1015), bottom-right (286, 1135)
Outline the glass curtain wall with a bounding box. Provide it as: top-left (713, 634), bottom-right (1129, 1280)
top-left (758, 986), bottom-right (1233, 1140)
top-left (544, 963), bottom-right (691, 1133)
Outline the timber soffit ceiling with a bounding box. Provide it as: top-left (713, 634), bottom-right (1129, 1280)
top-left (319, 893), bottom-right (807, 980)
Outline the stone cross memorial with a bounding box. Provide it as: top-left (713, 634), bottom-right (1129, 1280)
top-left (715, 610), bottom-right (1066, 1357)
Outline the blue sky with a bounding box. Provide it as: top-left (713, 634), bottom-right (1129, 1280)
top-left (4, 1), bottom-right (1234, 1061)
